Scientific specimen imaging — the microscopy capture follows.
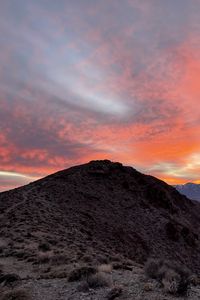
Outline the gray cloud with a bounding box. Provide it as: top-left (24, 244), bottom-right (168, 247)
top-left (0, 0), bottom-right (200, 190)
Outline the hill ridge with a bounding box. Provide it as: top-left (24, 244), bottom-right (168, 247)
top-left (0, 160), bottom-right (200, 273)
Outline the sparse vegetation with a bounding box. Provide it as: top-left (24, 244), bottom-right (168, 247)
top-left (2, 160), bottom-right (200, 298)
top-left (39, 269), bottom-right (68, 279)
top-left (162, 269), bottom-right (181, 294)
top-left (0, 288), bottom-right (31, 300)
top-left (37, 251), bottom-right (53, 264)
top-left (87, 271), bottom-right (112, 289)
top-left (144, 258), bottom-right (162, 279)
top-left (189, 274), bottom-right (200, 286)
top-left (145, 258), bottom-right (191, 295)
top-left (143, 281), bottom-right (154, 292)
top-left (106, 285), bottom-right (123, 299)
top-left (0, 273), bottom-right (21, 287)
top-left (76, 281), bottom-right (90, 292)
top-left (98, 264), bottom-right (113, 273)
top-left (68, 266), bottom-right (97, 282)
top-left (38, 242), bottom-right (50, 252)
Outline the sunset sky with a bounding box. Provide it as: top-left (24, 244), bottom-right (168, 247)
top-left (0, 0), bottom-right (200, 191)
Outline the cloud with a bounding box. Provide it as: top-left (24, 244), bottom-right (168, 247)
top-left (0, 171), bottom-right (37, 192)
top-left (0, 0), bottom-right (200, 190)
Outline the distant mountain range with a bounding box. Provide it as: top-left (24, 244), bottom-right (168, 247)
top-left (175, 183), bottom-right (200, 201)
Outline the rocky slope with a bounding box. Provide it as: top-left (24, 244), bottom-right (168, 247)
top-left (1, 160), bottom-right (200, 299)
top-left (1, 160), bottom-right (200, 269)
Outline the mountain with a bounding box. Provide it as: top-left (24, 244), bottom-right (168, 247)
top-left (1, 159), bottom-right (200, 276)
top-left (175, 183), bottom-right (200, 201)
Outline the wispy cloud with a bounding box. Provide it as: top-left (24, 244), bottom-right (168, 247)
top-left (0, 0), bottom-right (200, 190)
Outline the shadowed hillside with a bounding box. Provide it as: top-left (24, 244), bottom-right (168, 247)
top-left (1, 160), bottom-right (200, 275)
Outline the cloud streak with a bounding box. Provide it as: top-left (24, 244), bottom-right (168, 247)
top-left (0, 0), bottom-right (200, 190)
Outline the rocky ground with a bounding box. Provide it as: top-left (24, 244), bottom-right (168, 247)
top-left (1, 160), bottom-right (200, 299)
top-left (1, 255), bottom-right (200, 300)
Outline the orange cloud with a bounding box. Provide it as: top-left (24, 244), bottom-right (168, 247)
top-left (0, 0), bottom-right (200, 190)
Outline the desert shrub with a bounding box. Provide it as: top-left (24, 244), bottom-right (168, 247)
top-left (96, 254), bottom-right (110, 264)
top-left (81, 254), bottom-right (93, 263)
top-left (38, 242), bottom-right (50, 252)
top-left (98, 264), bottom-right (113, 273)
top-left (87, 272), bottom-right (112, 289)
top-left (143, 282), bottom-right (154, 292)
top-left (40, 270), bottom-right (68, 279)
top-left (0, 246), bottom-right (5, 254)
top-left (0, 288), bottom-right (31, 300)
top-left (37, 251), bottom-right (53, 264)
top-left (0, 273), bottom-right (21, 287)
top-left (106, 285), bottom-right (123, 299)
top-left (76, 281), bottom-right (90, 292)
top-left (144, 258), bottom-right (163, 279)
top-left (160, 260), bottom-right (191, 295)
top-left (162, 269), bottom-right (181, 294)
top-left (145, 258), bottom-right (191, 295)
top-left (109, 254), bottom-right (123, 262)
top-left (51, 254), bottom-right (68, 265)
top-left (189, 274), bottom-right (200, 286)
top-left (165, 222), bottom-right (179, 241)
top-left (68, 266), bottom-right (96, 282)
top-left (47, 238), bottom-right (57, 246)
top-left (173, 262), bottom-right (191, 280)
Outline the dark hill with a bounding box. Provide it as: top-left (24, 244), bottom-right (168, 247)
top-left (1, 160), bottom-right (200, 272)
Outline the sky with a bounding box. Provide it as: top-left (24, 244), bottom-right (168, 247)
top-left (0, 0), bottom-right (200, 191)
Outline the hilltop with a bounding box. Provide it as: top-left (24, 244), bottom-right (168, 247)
top-left (1, 160), bottom-right (200, 299)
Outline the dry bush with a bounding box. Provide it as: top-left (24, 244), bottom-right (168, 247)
top-left (68, 266), bottom-right (96, 282)
top-left (143, 282), bottom-right (154, 292)
top-left (98, 264), bottom-right (113, 274)
top-left (109, 254), bottom-right (123, 263)
top-left (40, 269), bottom-right (68, 279)
top-left (87, 272), bottom-right (112, 289)
top-left (144, 258), bottom-right (162, 279)
top-left (189, 274), bottom-right (200, 286)
top-left (0, 273), bottom-right (21, 288)
top-left (0, 288), bottom-right (31, 300)
top-left (96, 254), bottom-right (110, 264)
top-left (161, 261), bottom-right (191, 295)
top-left (51, 254), bottom-right (69, 265)
top-left (106, 285), bottom-right (123, 300)
top-left (38, 242), bottom-right (50, 252)
top-left (162, 269), bottom-right (180, 294)
top-left (81, 254), bottom-right (93, 263)
top-left (37, 251), bottom-right (53, 264)
top-left (76, 281), bottom-right (90, 292)
top-left (144, 258), bottom-right (191, 295)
